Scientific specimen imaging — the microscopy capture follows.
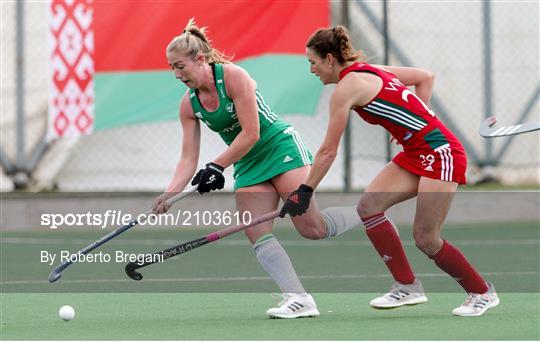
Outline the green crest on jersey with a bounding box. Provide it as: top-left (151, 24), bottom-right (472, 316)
top-left (226, 102), bottom-right (235, 113)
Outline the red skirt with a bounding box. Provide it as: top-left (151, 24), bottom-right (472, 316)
top-left (392, 123), bottom-right (467, 184)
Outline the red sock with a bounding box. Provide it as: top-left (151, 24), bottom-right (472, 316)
top-left (430, 240), bottom-right (488, 294)
top-left (362, 213), bottom-right (415, 284)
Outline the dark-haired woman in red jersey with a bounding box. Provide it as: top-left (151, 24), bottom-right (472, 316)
top-left (281, 25), bottom-right (499, 317)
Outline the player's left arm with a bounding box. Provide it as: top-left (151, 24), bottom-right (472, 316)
top-left (304, 79), bottom-right (358, 189)
top-left (212, 65), bottom-right (260, 169)
top-left (375, 65), bottom-right (435, 105)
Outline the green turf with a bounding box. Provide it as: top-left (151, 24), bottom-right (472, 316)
top-left (1, 293), bottom-right (539, 340)
top-left (1, 221), bottom-right (539, 340)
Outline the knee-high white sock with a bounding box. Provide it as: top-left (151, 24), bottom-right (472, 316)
top-left (253, 234), bottom-right (306, 294)
top-left (322, 206), bottom-right (363, 238)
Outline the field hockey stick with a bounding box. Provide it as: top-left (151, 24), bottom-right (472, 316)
top-left (479, 116), bottom-right (540, 138)
top-left (125, 209), bottom-right (280, 281)
top-left (48, 186), bottom-right (198, 283)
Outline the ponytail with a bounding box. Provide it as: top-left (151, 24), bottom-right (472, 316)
top-left (167, 18), bottom-right (232, 64)
top-left (307, 25), bottom-right (363, 64)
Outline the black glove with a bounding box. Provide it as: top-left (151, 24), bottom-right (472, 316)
top-left (191, 162), bottom-right (225, 194)
top-left (279, 184), bottom-right (314, 218)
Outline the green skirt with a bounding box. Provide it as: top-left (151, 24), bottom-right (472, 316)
top-left (233, 121), bottom-right (313, 189)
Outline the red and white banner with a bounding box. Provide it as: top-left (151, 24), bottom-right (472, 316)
top-left (47, 0), bottom-right (94, 140)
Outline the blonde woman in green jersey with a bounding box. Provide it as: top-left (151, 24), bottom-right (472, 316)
top-left (153, 19), bottom-right (361, 319)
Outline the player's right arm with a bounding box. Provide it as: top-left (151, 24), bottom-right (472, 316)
top-left (154, 92), bottom-right (201, 214)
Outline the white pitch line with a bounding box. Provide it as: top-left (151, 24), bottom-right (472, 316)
top-left (1, 271), bottom-right (539, 286)
top-left (1, 237), bottom-right (539, 247)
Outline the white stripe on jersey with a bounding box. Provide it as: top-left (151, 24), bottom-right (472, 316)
top-left (257, 98), bottom-right (275, 123)
top-left (365, 106), bottom-right (424, 130)
top-left (371, 102), bottom-right (428, 129)
top-left (365, 102), bottom-right (427, 131)
top-left (256, 91), bottom-right (278, 122)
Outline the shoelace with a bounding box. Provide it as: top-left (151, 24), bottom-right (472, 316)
top-left (462, 293), bottom-right (489, 308)
top-left (472, 294), bottom-right (491, 308)
top-left (270, 293), bottom-right (307, 312)
top-left (387, 282), bottom-right (410, 300)
top-left (389, 282), bottom-right (401, 292)
top-left (271, 293), bottom-right (289, 306)
top-left (462, 294), bottom-right (476, 306)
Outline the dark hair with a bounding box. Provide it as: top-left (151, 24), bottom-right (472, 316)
top-left (167, 18), bottom-right (232, 64)
top-left (306, 26), bottom-right (363, 64)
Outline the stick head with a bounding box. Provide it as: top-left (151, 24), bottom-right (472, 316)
top-left (125, 263), bottom-right (143, 281)
top-left (48, 271), bottom-right (62, 283)
top-left (486, 116), bottom-right (497, 127)
top-left (479, 116), bottom-right (499, 138)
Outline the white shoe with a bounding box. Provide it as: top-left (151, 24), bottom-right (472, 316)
top-left (370, 280), bottom-right (428, 309)
top-left (452, 282), bottom-right (500, 317)
top-left (266, 293), bottom-right (320, 319)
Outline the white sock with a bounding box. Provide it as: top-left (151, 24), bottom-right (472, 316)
top-left (253, 234), bottom-right (306, 294)
top-left (322, 206), bottom-right (363, 238)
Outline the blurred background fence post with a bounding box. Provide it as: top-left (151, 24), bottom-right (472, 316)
top-left (15, 0), bottom-right (25, 174)
top-left (341, 0), bottom-right (353, 192)
top-left (482, 0), bottom-right (494, 166)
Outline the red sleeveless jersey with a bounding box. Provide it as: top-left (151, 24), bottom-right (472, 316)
top-left (340, 62), bottom-right (441, 144)
top-left (339, 62), bottom-right (467, 184)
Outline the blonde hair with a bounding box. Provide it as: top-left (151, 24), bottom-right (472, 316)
top-left (306, 25), bottom-right (364, 64)
top-left (166, 18), bottom-right (232, 64)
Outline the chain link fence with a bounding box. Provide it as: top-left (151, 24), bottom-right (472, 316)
top-left (1, 1), bottom-right (538, 192)
top-left (349, 1), bottom-right (539, 185)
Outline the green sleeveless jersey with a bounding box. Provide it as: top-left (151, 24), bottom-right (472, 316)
top-left (189, 64), bottom-right (279, 146)
top-left (189, 63), bottom-right (312, 189)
